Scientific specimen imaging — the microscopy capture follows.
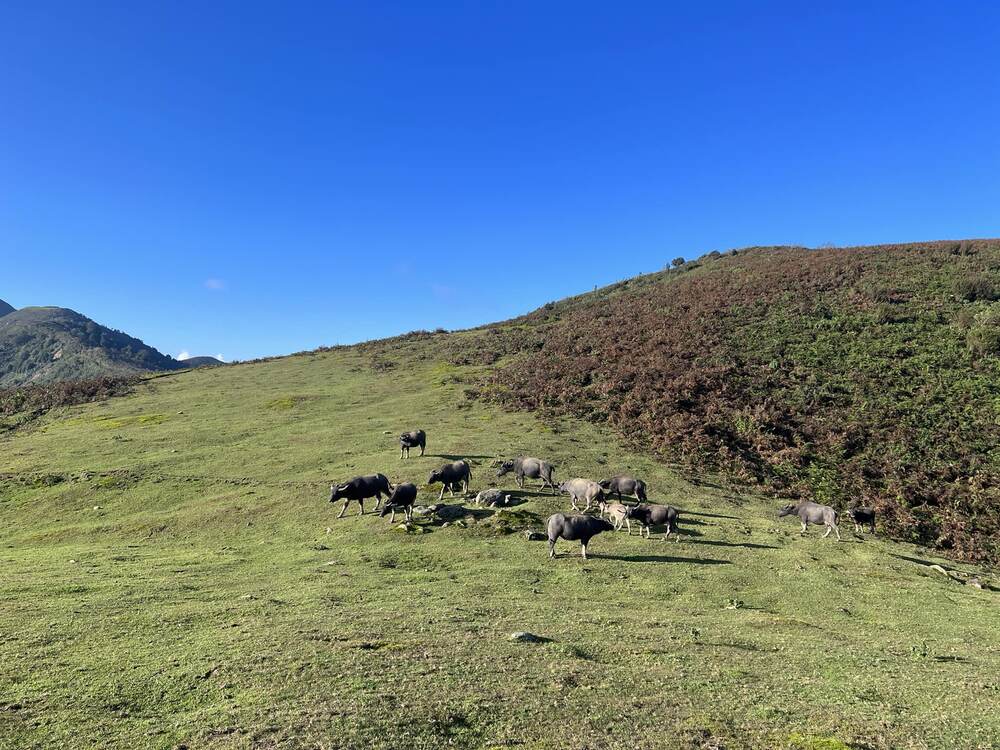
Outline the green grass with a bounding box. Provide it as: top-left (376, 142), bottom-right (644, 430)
top-left (1, 346), bottom-right (998, 749)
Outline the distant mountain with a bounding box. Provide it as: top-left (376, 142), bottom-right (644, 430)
top-left (180, 356), bottom-right (225, 368)
top-left (0, 305), bottom-right (183, 387)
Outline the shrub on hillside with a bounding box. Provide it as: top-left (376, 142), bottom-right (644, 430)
top-left (0, 376), bottom-right (139, 418)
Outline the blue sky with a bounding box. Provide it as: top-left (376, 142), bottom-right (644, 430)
top-left (2, 1), bottom-right (998, 361)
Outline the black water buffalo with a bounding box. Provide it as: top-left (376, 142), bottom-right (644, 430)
top-left (778, 501), bottom-right (840, 540)
top-left (628, 503), bottom-right (679, 539)
top-left (329, 474), bottom-right (394, 518)
top-left (546, 513), bottom-right (614, 559)
top-left (428, 460), bottom-right (471, 500)
top-left (380, 482), bottom-right (418, 523)
top-left (558, 478), bottom-right (604, 512)
top-left (847, 507), bottom-right (876, 533)
top-left (399, 429), bottom-right (426, 459)
top-left (599, 475), bottom-right (648, 503)
top-left (497, 456), bottom-right (557, 494)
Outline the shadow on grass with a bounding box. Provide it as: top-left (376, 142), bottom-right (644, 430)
top-left (891, 553), bottom-right (954, 569)
top-left (687, 539), bottom-right (778, 550)
top-left (427, 454), bottom-right (496, 461)
top-left (596, 553), bottom-right (731, 565)
top-left (497, 488), bottom-right (560, 498)
top-left (685, 511), bottom-right (740, 520)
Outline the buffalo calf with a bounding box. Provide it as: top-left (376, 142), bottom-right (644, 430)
top-left (380, 482), bottom-right (418, 523)
top-left (847, 507), bottom-right (876, 533)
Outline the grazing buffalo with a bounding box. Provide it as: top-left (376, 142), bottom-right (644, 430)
top-left (599, 475), bottom-right (647, 503)
top-left (474, 488), bottom-right (511, 507)
top-left (399, 429), bottom-right (426, 458)
top-left (497, 457), bottom-right (557, 494)
top-left (558, 478), bottom-right (604, 512)
top-left (546, 513), bottom-right (614, 559)
top-left (329, 474), bottom-right (394, 518)
top-left (629, 503), bottom-right (679, 539)
top-left (380, 482), bottom-right (418, 523)
top-left (428, 460), bottom-right (472, 500)
top-left (778, 501), bottom-right (840, 540)
top-left (604, 502), bottom-right (633, 533)
top-left (847, 507), bottom-right (876, 533)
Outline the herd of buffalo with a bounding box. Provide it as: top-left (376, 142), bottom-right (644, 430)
top-left (327, 429), bottom-right (879, 559)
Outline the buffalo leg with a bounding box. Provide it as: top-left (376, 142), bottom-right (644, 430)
top-left (389, 508), bottom-right (396, 523)
top-left (800, 522), bottom-right (808, 535)
top-left (437, 485), bottom-right (445, 501)
top-left (337, 500), bottom-right (349, 519)
top-left (581, 541), bottom-right (588, 559)
top-left (625, 518), bottom-right (632, 535)
top-left (358, 499), bottom-right (365, 516)
top-left (548, 538), bottom-right (557, 559)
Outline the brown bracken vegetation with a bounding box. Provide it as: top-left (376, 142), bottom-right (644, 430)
top-left (476, 240), bottom-right (1000, 562)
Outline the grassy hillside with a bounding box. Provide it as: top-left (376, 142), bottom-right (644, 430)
top-left (0, 306), bottom-right (180, 387)
top-left (474, 240), bottom-right (1000, 562)
top-left (1, 338), bottom-right (998, 749)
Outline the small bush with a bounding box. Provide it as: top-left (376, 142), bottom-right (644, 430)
top-left (955, 275), bottom-right (997, 302)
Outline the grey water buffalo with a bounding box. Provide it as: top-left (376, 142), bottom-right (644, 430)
top-left (474, 488), bottom-right (511, 507)
top-left (329, 474), bottom-right (394, 518)
top-left (546, 513), bottom-right (615, 559)
top-left (778, 501), bottom-right (841, 540)
top-left (629, 503), bottom-right (679, 539)
top-left (497, 457), bottom-right (557, 494)
top-left (847, 507), bottom-right (876, 533)
top-left (399, 429), bottom-right (426, 458)
top-left (428, 460), bottom-right (472, 500)
top-left (599, 475), bottom-right (648, 503)
top-left (558, 478), bottom-right (604, 512)
top-left (604, 502), bottom-right (633, 533)
top-left (380, 482), bottom-right (418, 523)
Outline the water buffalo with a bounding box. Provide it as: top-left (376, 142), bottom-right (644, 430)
top-left (778, 501), bottom-right (840, 540)
top-left (599, 475), bottom-right (647, 503)
top-left (558, 478), bottom-right (604, 512)
top-left (399, 429), bottom-right (426, 458)
top-left (604, 502), bottom-right (633, 533)
top-left (497, 457), bottom-right (557, 494)
top-left (847, 507), bottom-right (876, 533)
top-left (546, 513), bottom-right (614, 559)
top-left (329, 474), bottom-right (394, 518)
top-left (380, 482), bottom-right (418, 523)
top-left (473, 488), bottom-right (511, 507)
top-left (629, 503), bottom-right (679, 539)
top-left (428, 460), bottom-right (472, 500)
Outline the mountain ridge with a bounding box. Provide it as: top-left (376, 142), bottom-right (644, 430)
top-left (0, 304), bottom-right (182, 386)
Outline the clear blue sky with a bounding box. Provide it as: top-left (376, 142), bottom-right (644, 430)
top-left (2, 2), bottom-right (998, 361)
